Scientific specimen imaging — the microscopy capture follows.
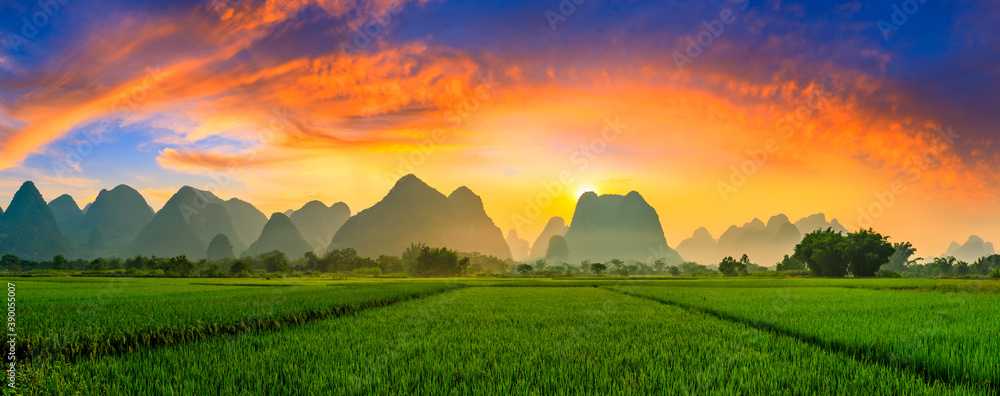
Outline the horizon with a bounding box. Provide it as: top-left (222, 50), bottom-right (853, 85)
top-left (3, 0), bottom-right (1000, 260)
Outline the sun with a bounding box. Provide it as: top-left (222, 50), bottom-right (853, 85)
top-left (576, 184), bottom-right (598, 198)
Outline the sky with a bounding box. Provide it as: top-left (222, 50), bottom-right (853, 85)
top-left (1, 0), bottom-right (999, 260)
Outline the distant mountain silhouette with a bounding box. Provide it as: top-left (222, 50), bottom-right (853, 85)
top-left (545, 235), bottom-right (569, 261)
top-left (129, 186), bottom-right (243, 259)
top-left (243, 213), bottom-right (312, 258)
top-left (676, 227), bottom-right (717, 265)
top-left (222, 198), bottom-right (268, 248)
top-left (48, 195), bottom-right (85, 236)
top-left (290, 201), bottom-right (351, 252)
top-left (330, 175), bottom-right (511, 259)
top-left (563, 191), bottom-right (682, 264)
top-left (528, 217), bottom-right (568, 260)
top-left (81, 185), bottom-right (155, 254)
top-left (206, 234), bottom-right (235, 260)
top-left (0, 182), bottom-right (71, 260)
top-left (794, 213), bottom-right (848, 234)
top-left (942, 236), bottom-right (995, 263)
top-left (506, 230), bottom-right (530, 262)
top-left (679, 213), bottom-right (846, 266)
top-left (447, 186), bottom-right (512, 259)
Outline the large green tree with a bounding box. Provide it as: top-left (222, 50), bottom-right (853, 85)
top-left (843, 229), bottom-right (895, 277)
top-left (793, 229), bottom-right (849, 277)
top-left (414, 246), bottom-right (470, 277)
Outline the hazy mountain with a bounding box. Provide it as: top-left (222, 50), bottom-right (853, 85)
top-left (943, 236), bottom-right (995, 263)
top-left (222, 198), bottom-right (268, 248)
top-left (528, 217), bottom-right (568, 260)
top-left (243, 213), bottom-right (312, 258)
top-left (330, 174), bottom-right (511, 259)
top-left (563, 191), bottom-right (683, 264)
top-left (506, 230), bottom-right (530, 262)
top-left (202, 203), bottom-right (247, 254)
top-left (447, 186), bottom-right (512, 259)
top-left (676, 227), bottom-right (717, 265)
top-left (682, 213), bottom-right (841, 266)
top-left (82, 185), bottom-right (155, 253)
top-left (0, 181), bottom-right (71, 260)
top-left (48, 195), bottom-right (85, 236)
top-left (290, 201), bottom-right (351, 252)
top-left (207, 233), bottom-right (236, 260)
top-left (794, 213), bottom-right (848, 234)
top-left (129, 186), bottom-right (242, 259)
top-left (545, 235), bottom-right (569, 261)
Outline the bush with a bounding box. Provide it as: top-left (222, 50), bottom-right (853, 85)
top-left (875, 269), bottom-right (903, 278)
top-left (990, 267), bottom-right (1000, 279)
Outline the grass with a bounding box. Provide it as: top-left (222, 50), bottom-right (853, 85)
top-left (25, 287), bottom-right (987, 395)
top-left (607, 285), bottom-right (1000, 389)
top-left (17, 277), bottom-right (460, 362)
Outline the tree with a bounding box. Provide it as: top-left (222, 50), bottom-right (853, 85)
top-left (955, 260), bottom-right (970, 276)
top-left (738, 254), bottom-right (751, 275)
top-left (972, 255), bottom-right (1000, 276)
top-left (776, 255), bottom-right (805, 271)
top-left (376, 255), bottom-right (405, 273)
top-left (402, 242), bottom-right (427, 273)
top-left (793, 229), bottom-right (848, 277)
top-left (51, 255), bottom-right (69, 270)
top-left (86, 259), bottom-right (107, 271)
top-left (590, 262), bottom-right (607, 275)
top-left (260, 251), bottom-right (290, 273)
top-left (652, 258), bottom-right (667, 274)
top-left (414, 247), bottom-right (470, 277)
top-left (843, 229), bottom-right (894, 277)
top-left (667, 266), bottom-right (681, 276)
top-left (516, 264), bottom-right (533, 275)
top-left (0, 255), bottom-right (21, 272)
top-left (166, 256), bottom-right (195, 276)
top-left (229, 260), bottom-right (253, 276)
top-left (718, 256), bottom-right (739, 277)
top-left (930, 257), bottom-right (956, 277)
top-left (887, 242), bottom-right (917, 272)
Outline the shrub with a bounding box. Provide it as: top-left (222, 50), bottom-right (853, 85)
top-left (875, 269), bottom-right (903, 278)
top-left (990, 267), bottom-right (1000, 279)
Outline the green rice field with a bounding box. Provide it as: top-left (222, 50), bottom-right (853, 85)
top-left (12, 277), bottom-right (1000, 395)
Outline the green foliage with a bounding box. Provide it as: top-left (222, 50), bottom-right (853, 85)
top-left (843, 229), bottom-right (894, 277)
top-left (776, 255), bottom-right (805, 271)
top-left (589, 262), bottom-right (607, 274)
top-left (718, 256), bottom-right (740, 277)
top-left (875, 269), bottom-right (903, 278)
top-left (414, 246), bottom-right (470, 277)
top-left (1, 254), bottom-right (21, 271)
top-left (515, 264), bottom-right (533, 275)
top-left (972, 255), bottom-right (1000, 276)
top-left (990, 267), bottom-right (1000, 279)
top-left (51, 255), bottom-right (68, 270)
top-left (229, 260), bottom-right (252, 276)
top-left (794, 229), bottom-right (848, 277)
top-left (794, 228), bottom-right (893, 277)
top-left (887, 242), bottom-right (917, 272)
top-left (667, 266), bottom-right (681, 276)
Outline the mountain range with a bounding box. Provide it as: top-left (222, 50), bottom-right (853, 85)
top-left (676, 213), bottom-right (849, 265)
top-left (0, 176), bottom-right (917, 268)
top-left (329, 175), bottom-right (512, 259)
top-left (940, 236), bottom-right (995, 263)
